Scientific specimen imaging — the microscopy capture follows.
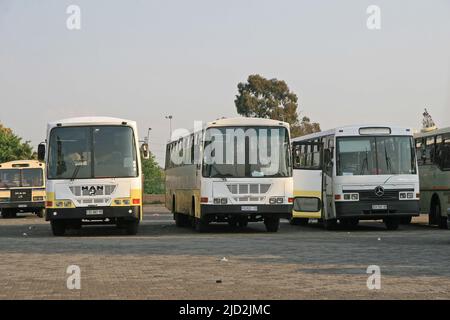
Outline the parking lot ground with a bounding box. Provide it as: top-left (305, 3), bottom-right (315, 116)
top-left (0, 205), bottom-right (449, 300)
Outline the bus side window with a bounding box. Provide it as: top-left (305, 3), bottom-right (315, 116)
top-left (442, 135), bottom-right (450, 170)
top-left (425, 136), bottom-right (435, 164)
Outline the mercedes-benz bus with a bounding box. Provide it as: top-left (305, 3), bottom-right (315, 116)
top-left (415, 127), bottom-right (450, 229)
top-left (0, 160), bottom-right (46, 218)
top-left (292, 125), bottom-right (420, 230)
top-left (39, 117), bottom-right (144, 236)
top-left (165, 117), bottom-right (293, 232)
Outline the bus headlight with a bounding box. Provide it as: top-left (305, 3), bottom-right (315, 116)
top-left (343, 193), bottom-right (359, 201)
top-left (55, 200), bottom-right (74, 208)
top-left (214, 198), bottom-right (227, 205)
top-left (269, 197), bottom-right (284, 204)
top-left (399, 192), bottom-right (415, 200)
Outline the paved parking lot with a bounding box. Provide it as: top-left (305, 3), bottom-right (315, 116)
top-left (0, 205), bottom-right (449, 300)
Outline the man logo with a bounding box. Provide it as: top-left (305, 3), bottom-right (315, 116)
top-left (374, 186), bottom-right (385, 197)
top-left (81, 186), bottom-right (104, 196)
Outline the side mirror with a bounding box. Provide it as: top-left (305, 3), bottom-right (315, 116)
top-left (37, 143), bottom-right (46, 161)
top-left (141, 143), bottom-right (150, 160)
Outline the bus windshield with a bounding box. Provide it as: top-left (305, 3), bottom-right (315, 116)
top-left (48, 126), bottom-right (138, 179)
top-left (337, 136), bottom-right (416, 176)
top-left (0, 168), bottom-right (44, 188)
top-left (202, 127), bottom-right (291, 178)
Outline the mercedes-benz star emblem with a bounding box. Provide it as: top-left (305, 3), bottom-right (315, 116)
top-left (374, 186), bottom-right (385, 197)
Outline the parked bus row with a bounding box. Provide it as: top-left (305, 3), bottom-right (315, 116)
top-left (0, 116), bottom-right (448, 236)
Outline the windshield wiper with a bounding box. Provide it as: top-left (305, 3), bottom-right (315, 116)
top-left (385, 145), bottom-right (392, 173)
top-left (360, 149), bottom-right (369, 175)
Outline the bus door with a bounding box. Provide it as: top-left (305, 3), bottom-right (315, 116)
top-left (322, 136), bottom-right (335, 220)
top-left (292, 140), bottom-right (323, 219)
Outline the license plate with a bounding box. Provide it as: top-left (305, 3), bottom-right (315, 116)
top-left (241, 206), bottom-right (257, 212)
top-left (86, 209), bottom-right (103, 216)
top-left (372, 204), bottom-right (388, 210)
top-left (18, 204), bottom-right (28, 208)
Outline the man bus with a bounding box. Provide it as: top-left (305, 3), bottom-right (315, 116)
top-left (415, 126), bottom-right (450, 229)
top-left (291, 125), bottom-right (420, 230)
top-left (0, 160), bottom-right (46, 218)
top-left (165, 117), bottom-right (293, 232)
top-left (39, 117), bottom-right (146, 236)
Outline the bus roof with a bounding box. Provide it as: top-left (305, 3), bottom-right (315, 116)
top-left (292, 124), bottom-right (413, 142)
top-left (47, 117), bottom-right (137, 129)
top-left (168, 117), bottom-right (290, 143)
top-left (0, 160), bottom-right (44, 168)
top-left (206, 117), bottom-right (289, 129)
top-left (414, 126), bottom-right (450, 139)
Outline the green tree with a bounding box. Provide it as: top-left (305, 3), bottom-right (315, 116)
top-left (0, 123), bottom-right (34, 163)
top-left (142, 153), bottom-right (165, 194)
top-left (234, 74), bottom-right (320, 138)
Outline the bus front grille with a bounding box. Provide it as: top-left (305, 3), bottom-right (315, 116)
top-left (227, 184), bottom-right (271, 195)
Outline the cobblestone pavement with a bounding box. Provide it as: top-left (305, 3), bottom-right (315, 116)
top-left (0, 206), bottom-right (449, 299)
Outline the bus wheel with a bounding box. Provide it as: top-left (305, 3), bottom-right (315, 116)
top-left (384, 218), bottom-right (400, 230)
top-left (323, 218), bottom-right (337, 230)
top-left (36, 209), bottom-right (45, 218)
top-left (432, 201), bottom-right (448, 229)
top-left (238, 218), bottom-right (248, 228)
top-left (1, 209), bottom-right (9, 219)
top-left (194, 218), bottom-right (208, 233)
top-left (399, 216), bottom-right (412, 225)
top-left (340, 218), bottom-right (359, 228)
top-left (228, 218), bottom-right (238, 228)
top-left (264, 217), bottom-right (280, 232)
top-left (290, 218), bottom-right (309, 226)
top-left (175, 213), bottom-right (188, 227)
top-left (51, 220), bottom-right (66, 236)
top-left (125, 220), bottom-right (139, 235)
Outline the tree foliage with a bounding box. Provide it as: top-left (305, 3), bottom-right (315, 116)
top-left (234, 74), bottom-right (320, 138)
top-left (142, 153), bottom-right (165, 194)
top-left (0, 123), bottom-right (34, 163)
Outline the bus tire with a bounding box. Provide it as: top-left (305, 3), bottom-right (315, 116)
top-left (51, 220), bottom-right (66, 236)
top-left (432, 200), bottom-right (448, 229)
top-left (399, 216), bottom-right (412, 225)
top-left (194, 218), bottom-right (208, 233)
top-left (384, 218), bottom-right (400, 230)
top-left (290, 218), bottom-right (309, 226)
top-left (238, 218), bottom-right (248, 228)
top-left (175, 213), bottom-right (189, 227)
top-left (125, 220), bottom-right (139, 235)
top-left (228, 218), bottom-right (238, 228)
top-left (36, 209), bottom-right (45, 218)
top-left (340, 218), bottom-right (359, 228)
top-left (323, 218), bottom-right (337, 230)
top-left (264, 217), bottom-right (280, 232)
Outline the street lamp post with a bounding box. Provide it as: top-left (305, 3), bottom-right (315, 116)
top-left (165, 115), bottom-right (173, 139)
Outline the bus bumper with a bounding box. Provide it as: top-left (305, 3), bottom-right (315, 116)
top-left (335, 200), bottom-right (420, 220)
top-left (0, 202), bottom-right (45, 210)
top-left (45, 206), bottom-right (140, 221)
top-left (201, 204), bottom-right (292, 220)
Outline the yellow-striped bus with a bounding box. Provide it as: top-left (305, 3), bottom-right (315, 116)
top-left (0, 160), bottom-right (46, 218)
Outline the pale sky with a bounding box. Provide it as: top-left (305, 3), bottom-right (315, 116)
top-left (1, 0), bottom-right (449, 165)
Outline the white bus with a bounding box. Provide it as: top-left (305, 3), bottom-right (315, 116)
top-left (38, 117), bottom-right (145, 236)
top-left (415, 127), bottom-right (450, 229)
top-left (292, 125), bottom-right (420, 230)
top-left (165, 117), bottom-right (293, 232)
